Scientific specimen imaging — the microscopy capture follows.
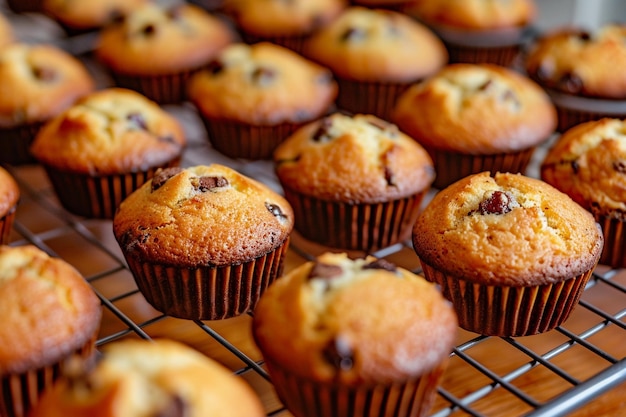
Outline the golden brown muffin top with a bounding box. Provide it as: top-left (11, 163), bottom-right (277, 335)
top-left (0, 43), bottom-right (95, 128)
top-left (113, 164), bottom-right (294, 267)
top-left (404, 0), bottom-right (536, 30)
top-left (96, 3), bottom-right (235, 75)
top-left (224, 0), bottom-right (347, 36)
top-left (43, 0), bottom-right (148, 31)
top-left (30, 88), bottom-right (186, 175)
top-left (253, 252), bottom-right (458, 385)
top-left (303, 6), bottom-right (447, 82)
top-left (29, 339), bottom-right (265, 417)
top-left (392, 63), bottom-right (557, 154)
top-left (187, 42), bottom-right (337, 125)
top-left (525, 24), bottom-right (626, 99)
top-left (413, 172), bottom-right (603, 286)
top-left (274, 112), bottom-right (434, 203)
top-left (541, 118), bottom-right (626, 216)
top-left (0, 166), bottom-right (19, 216)
top-left (0, 245), bottom-right (102, 375)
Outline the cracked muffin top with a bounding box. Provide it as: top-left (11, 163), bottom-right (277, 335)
top-left (0, 166), bottom-right (19, 217)
top-left (96, 3), bottom-right (235, 76)
top-left (303, 6), bottom-right (447, 82)
top-left (273, 112), bottom-right (435, 203)
top-left (187, 42), bottom-right (337, 125)
top-left (0, 245), bottom-right (101, 375)
top-left (0, 43), bottom-right (95, 128)
top-left (392, 63), bottom-right (557, 154)
top-left (30, 88), bottom-right (186, 175)
top-left (253, 252), bottom-right (458, 385)
top-left (413, 172), bottom-right (603, 286)
top-left (28, 339), bottom-right (265, 417)
top-left (113, 164), bottom-right (294, 267)
top-left (541, 118), bottom-right (626, 217)
top-left (524, 24), bottom-right (626, 99)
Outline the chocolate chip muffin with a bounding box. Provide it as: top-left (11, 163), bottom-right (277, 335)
top-left (274, 112), bottom-right (434, 251)
top-left (0, 167), bottom-right (19, 244)
top-left (253, 252), bottom-right (458, 417)
top-left (541, 118), bottom-right (626, 268)
top-left (28, 339), bottom-right (265, 417)
top-left (112, 164), bottom-right (294, 320)
top-left (187, 42), bottom-right (338, 159)
top-left (524, 24), bottom-right (626, 132)
top-left (303, 6), bottom-right (447, 120)
top-left (392, 63), bottom-right (557, 189)
top-left (413, 172), bottom-right (603, 336)
top-left (96, 2), bottom-right (236, 104)
top-left (30, 88), bottom-right (186, 219)
top-left (0, 245), bottom-right (102, 417)
top-left (0, 43), bottom-right (95, 165)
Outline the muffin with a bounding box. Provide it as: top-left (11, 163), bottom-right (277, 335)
top-left (274, 112), bottom-right (434, 251)
top-left (0, 245), bottom-right (102, 417)
top-left (28, 339), bottom-right (265, 417)
top-left (223, 0), bottom-right (347, 54)
top-left (303, 6), bottom-right (447, 120)
top-left (96, 2), bottom-right (236, 104)
top-left (112, 164), bottom-right (294, 320)
top-left (0, 43), bottom-right (95, 165)
top-left (0, 167), bottom-right (19, 244)
top-left (392, 63), bottom-right (557, 189)
top-left (541, 118), bottom-right (626, 269)
top-left (187, 42), bottom-right (338, 160)
top-left (29, 88), bottom-right (186, 219)
top-left (413, 172), bottom-right (603, 336)
top-left (253, 252), bottom-right (458, 417)
top-left (524, 24), bottom-right (626, 132)
top-left (42, 0), bottom-right (148, 36)
top-left (403, 0), bottom-right (537, 67)
top-left (0, 13), bottom-right (14, 50)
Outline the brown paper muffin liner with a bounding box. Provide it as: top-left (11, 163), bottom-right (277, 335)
top-left (281, 185), bottom-right (426, 251)
top-left (42, 159), bottom-right (180, 219)
top-left (428, 147), bottom-right (535, 190)
top-left (5, 0), bottom-right (42, 13)
top-left (109, 70), bottom-right (199, 105)
top-left (0, 122), bottom-right (44, 165)
top-left (123, 238), bottom-right (290, 320)
top-left (335, 78), bottom-right (412, 121)
top-left (200, 117), bottom-right (303, 160)
top-left (263, 357), bottom-right (447, 417)
top-left (0, 331), bottom-right (98, 417)
top-left (594, 213), bottom-right (626, 269)
top-left (445, 43), bottom-right (521, 67)
top-left (419, 260), bottom-right (595, 336)
top-left (240, 32), bottom-right (310, 55)
top-left (545, 90), bottom-right (626, 133)
top-left (0, 205), bottom-right (17, 245)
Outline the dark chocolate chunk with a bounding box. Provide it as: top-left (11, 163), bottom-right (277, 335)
top-left (265, 202), bottom-right (286, 219)
top-left (151, 167), bottom-right (184, 192)
top-left (312, 117), bottom-right (333, 142)
top-left (153, 394), bottom-right (188, 417)
top-left (613, 160), bottom-right (626, 173)
top-left (193, 176), bottom-right (229, 192)
top-left (577, 30), bottom-right (591, 41)
top-left (308, 262), bottom-right (343, 280)
top-left (341, 26), bottom-right (366, 42)
top-left (363, 258), bottom-right (397, 272)
top-left (478, 79), bottom-right (493, 91)
top-left (478, 191), bottom-right (517, 215)
top-left (252, 66), bottom-right (277, 87)
top-left (322, 336), bottom-right (354, 371)
top-left (142, 24), bottom-right (157, 36)
top-left (205, 60), bottom-right (224, 75)
top-left (108, 9), bottom-right (124, 25)
top-left (384, 166), bottom-right (395, 186)
top-left (558, 72), bottom-right (583, 94)
top-left (127, 112), bottom-right (148, 130)
top-left (571, 160), bottom-right (580, 174)
top-left (32, 66), bottom-right (57, 82)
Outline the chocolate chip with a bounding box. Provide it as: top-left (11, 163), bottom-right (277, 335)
top-left (151, 167), bottom-right (184, 192)
top-left (322, 336), bottom-right (353, 371)
top-left (108, 8), bottom-right (124, 25)
top-left (478, 191), bottom-right (517, 215)
top-left (127, 112), bottom-right (148, 130)
top-left (577, 31), bottom-right (591, 41)
top-left (32, 66), bottom-right (56, 82)
top-left (478, 79), bottom-right (493, 91)
top-left (613, 160), bottom-right (626, 173)
top-left (192, 176), bottom-right (229, 192)
top-left (558, 72), bottom-right (583, 94)
top-left (308, 262), bottom-right (343, 280)
top-left (153, 394), bottom-right (188, 417)
top-left (363, 258), bottom-right (397, 272)
top-left (312, 117), bottom-right (333, 142)
top-left (571, 160), bottom-right (580, 174)
top-left (341, 27), bottom-right (366, 42)
top-left (384, 166), bottom-right (395, 186)
top-left (142, 24), bottom-right (157, 36)
top-left (265, 202), bottom-right (286, 219)
top-left (205, 60), bottom-right (224, 75)
top-left (251, 66), bottom-right (276, 86)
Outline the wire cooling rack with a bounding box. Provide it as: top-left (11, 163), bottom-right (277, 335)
top-left (2, 3), bottom-right (626, 416)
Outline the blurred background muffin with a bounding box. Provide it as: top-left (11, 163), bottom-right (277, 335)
top-left (274, 112), bottom-right (434, 252)
top-left (0, 166), bottom-right (19, 244)
top-left (524, 23), bottom-right (626, 132)
top-left (541, 118), bottom-right (626, 268)
top-left (392, 63), bottom-right (557, 189)
top-left (304, 6), bottom-right (447, 120)
top-left (29, 88), bottom-right (186, 219)
top-left (96, 2), bottom-right (236, 104)
top-left (0, 43), bottom-right (95, 165)
top-left (253, 252), bottom-right (457, 417)
top-left (187, 42), bottom-right (337, 160)
top-left (403, 0), bottom-right (537, 67)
